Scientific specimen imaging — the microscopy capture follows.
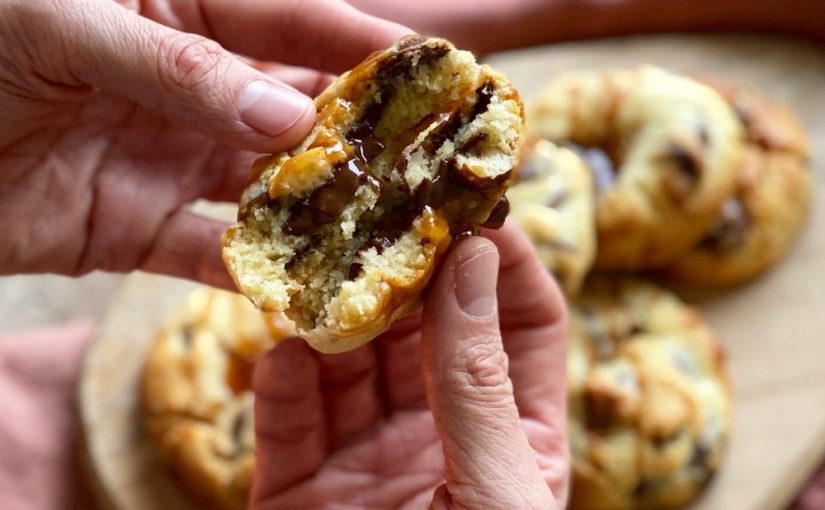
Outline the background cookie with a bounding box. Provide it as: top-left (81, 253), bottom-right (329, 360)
top-left (663, 80), bottom-right (812, 286)
top-left (141, 289), bottom-right (293, 510)
top-left (528, 66), bottom-right (743, 270)
top-left (223, 36), bottom-right (523, 354)
top-left (568, 279), bottom-right (731, 510)
top-left (508, 138), bottom-right (596, 296)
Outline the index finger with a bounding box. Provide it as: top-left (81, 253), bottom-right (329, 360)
top-left (483, 220), bottom-right (570, 499)
top-left (159, 0), bottom-right (413, 74)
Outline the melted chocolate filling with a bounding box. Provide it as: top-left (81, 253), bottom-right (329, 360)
top-left (258, 39), bottom-right (509, 284)
top-left (283, 158), bottom-right (380, 236)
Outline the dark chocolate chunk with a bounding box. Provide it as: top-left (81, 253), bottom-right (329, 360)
top-left (347, 262), bottom-right (363, 280)
top-left (481, 197), bottom-right (509, 229)
top-left (670, 145), bottom-right (702, 182)
top-left (585, 388), bottom-right (622, 430)
top-left (663, 144), bottom-right (702, 202)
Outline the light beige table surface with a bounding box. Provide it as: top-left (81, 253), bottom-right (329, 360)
top-left (4, 33), bottom-right (825, 510)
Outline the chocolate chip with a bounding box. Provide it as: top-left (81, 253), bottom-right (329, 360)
top-left (517, 160), bottom-right (539, 182)
top-left (633, 480), bottom-right (653, 498)
top-left (546, 189), bottom-right (568, 209)
top-left (347, 262), bottom-right (363, 280)
top-left (652, 430), bottom-right (682, 449)
top-left (690, 442), bottom-right (712, 471)
top-left (570, 144), bottom-right (617, 192)
top-left (628, 323), bottom-right (645, 336)
top-left (180, 325), bottom-right (194, 347)
top-left (697, 122), bottom-right (710, 147)
top-left (229, 405), bottom-right (252, 458)
top-left (700, 197), bottom-right (750, 253)
top-left (663, 144), bottom-right (702, 202)
top-left (585, 387), bottom-right (622, 430)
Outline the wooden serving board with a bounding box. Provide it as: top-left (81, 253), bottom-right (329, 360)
top-left (79, 34), bottom-right (825, 510)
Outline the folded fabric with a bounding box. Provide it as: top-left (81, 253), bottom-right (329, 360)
top-left (0, 322), bottom-right (95, 510)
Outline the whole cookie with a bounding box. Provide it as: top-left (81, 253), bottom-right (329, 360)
top-left (223, 36), bottom-right (523, 354)
top-left (528, 66), bottom-right (744, 270)
top-left (508, 138), bottom-right (596, 296)
top-left (141, 289), bottom-right (293, 510)
top-left (663, 80), bottom-right (812, 286)
top-left (568, 279), bottom-right (731, 510)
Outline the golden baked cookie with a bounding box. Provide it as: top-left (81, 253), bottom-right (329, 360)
top-left (508, 138), bottom-right (596, 296)
top-left (223, 36), bottom-right (524, 354)
top-left (567, 279), bottom-right (731, 510)
top-left (141, 288), bottom-right (293, 510)
top-left (663, 80), bottom-right (812, 286)
top-left (528, 66), bottom-right (744, 270)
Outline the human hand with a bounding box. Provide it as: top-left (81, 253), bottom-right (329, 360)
top-left (0, 0), bottom-right (408, 286)
top-left (250, 221), bottom-right (570, 509)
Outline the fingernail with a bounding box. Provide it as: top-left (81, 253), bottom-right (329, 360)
top-left (454, 244), bottom-right (498, 318)
top-left (238, 80), bottom-right (313, 136)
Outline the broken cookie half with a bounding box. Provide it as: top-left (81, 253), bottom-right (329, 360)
top-left (222, 36), bottom-right (524, 353)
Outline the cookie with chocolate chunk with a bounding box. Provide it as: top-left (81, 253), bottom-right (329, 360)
top-left (567, 279), bottom-right (731, 510)
top-left (508, 138), bottom-right (596, 296)
top-left (141, 288), bottom-right (293, 510)
top-left (528, 66), bottom-right (744, 270)
top-left (663, 80), bottom-right (812, 286)
top-left (223, 36), bottom-right (523, 353)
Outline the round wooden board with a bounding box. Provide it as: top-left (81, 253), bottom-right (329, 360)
top-left (79, 34), bottom-right (825, 510)
top-left (78, 274), bottom-right (202, 510)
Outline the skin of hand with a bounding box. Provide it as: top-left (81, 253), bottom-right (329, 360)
top-left (348, 0), bottom-right (825, 56)
top-left (250, 221), bottom-right (570, 510)
top-left (0, 0), bottom-right (409, 287)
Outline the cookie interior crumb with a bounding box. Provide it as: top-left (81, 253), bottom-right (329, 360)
top-left (223, 38), bottom-right (522, 352)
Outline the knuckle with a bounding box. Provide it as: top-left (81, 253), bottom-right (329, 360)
top-left (158, 33), bottom-right (225, 92)
top-left (454, 341), bottom-right (511, 391)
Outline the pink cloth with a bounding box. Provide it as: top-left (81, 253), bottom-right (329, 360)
top-left (0, 323), bottom-right (96, 510)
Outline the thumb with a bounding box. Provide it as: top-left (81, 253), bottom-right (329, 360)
top-left (421, 237), bottom-right (556, 510)
top-left (42, 0), bottom-right (316, 152)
